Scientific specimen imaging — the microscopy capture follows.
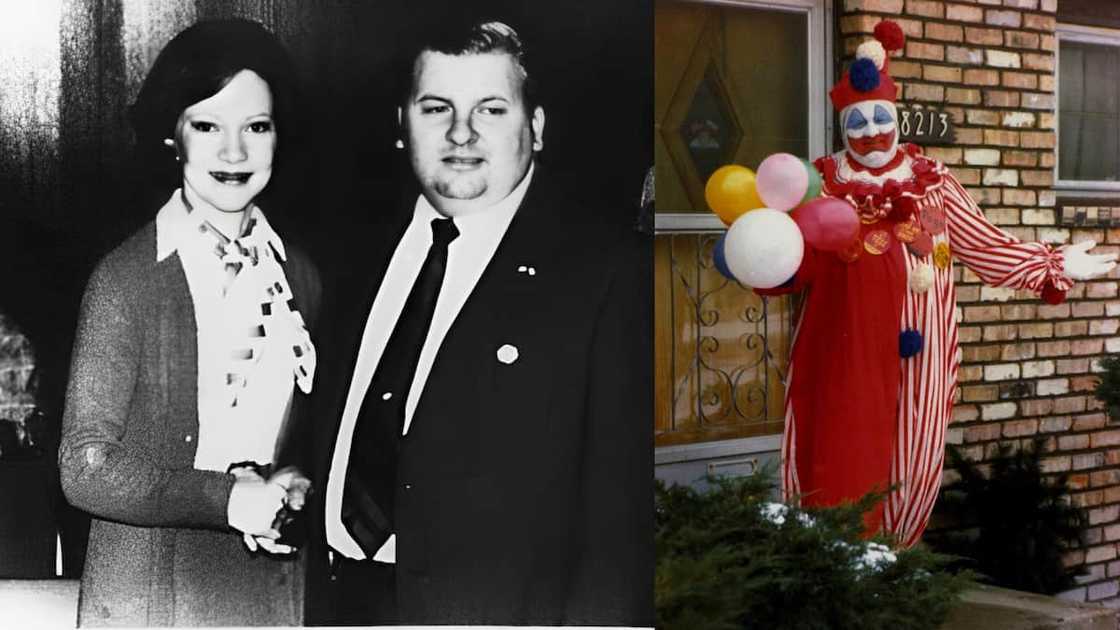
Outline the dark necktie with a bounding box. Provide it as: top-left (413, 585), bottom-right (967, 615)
top-left (341, 217), bottom-right (459, 556)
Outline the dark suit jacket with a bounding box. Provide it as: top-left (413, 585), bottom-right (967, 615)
top-left (306, 171), bottom-right (653, 626)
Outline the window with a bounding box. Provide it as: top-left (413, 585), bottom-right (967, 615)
top-left (653, 0), bottom-right (829, 451)
top-left (1057, 24), bottom-right (1120, 191)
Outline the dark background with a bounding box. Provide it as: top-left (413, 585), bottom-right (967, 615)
top-left (0, 0), bottom-right (651, 577)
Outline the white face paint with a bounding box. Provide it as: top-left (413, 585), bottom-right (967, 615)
top-left (840, 99), bottom-right (899, 169)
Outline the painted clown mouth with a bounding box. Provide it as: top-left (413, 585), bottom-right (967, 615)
top-left (210, 171), bottom-right (253, 185)
top-left (849, 131), bottom-right (896, 155)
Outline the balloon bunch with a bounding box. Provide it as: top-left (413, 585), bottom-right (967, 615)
top-left (706, 153), bottom-right (860, 288)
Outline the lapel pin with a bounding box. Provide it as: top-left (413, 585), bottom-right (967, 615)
top-left (497, 344), bottom-right (519, 364)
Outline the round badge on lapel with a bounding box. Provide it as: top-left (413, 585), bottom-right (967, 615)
top-left (933, 242), bottom-right (952, 270)
top-left (497, 344), bottom-right (519, 365)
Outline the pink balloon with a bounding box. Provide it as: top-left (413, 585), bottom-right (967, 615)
top-left (791, 197), bottom-right (860, 252)
top-left (756, 153), bottom-right (809, 212)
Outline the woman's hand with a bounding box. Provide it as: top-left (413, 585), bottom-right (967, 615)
top-left (227, 468), bottom-right (292, 554)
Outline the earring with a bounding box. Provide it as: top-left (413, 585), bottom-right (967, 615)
top-left (395, 139), bottom-right (404, 149)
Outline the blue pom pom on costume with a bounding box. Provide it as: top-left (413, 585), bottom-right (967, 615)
top-left (850, 58), bottom-right (880, 92)
top-left (899, 329), bottom-right (923, 358)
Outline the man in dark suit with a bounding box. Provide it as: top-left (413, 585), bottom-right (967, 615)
top-left (306, 18), bottom-right (652, 627)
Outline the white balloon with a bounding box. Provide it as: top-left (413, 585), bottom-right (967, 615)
top-left (724, 209), bottom-right (804, 289)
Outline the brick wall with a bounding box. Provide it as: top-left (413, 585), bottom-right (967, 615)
top-left (840, 0), bottom-right (1120, 607)
top-left (0, 313), bottom-right (37, 442)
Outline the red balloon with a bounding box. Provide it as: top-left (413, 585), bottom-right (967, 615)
top-left (791, 197), bottom-right (859, 252)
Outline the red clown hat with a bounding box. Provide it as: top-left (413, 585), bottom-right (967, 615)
top-left (829, 20), bottom-right (905, 111)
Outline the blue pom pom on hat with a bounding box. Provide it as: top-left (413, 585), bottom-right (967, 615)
top-left (899, 329), bottom-right (923, 358)
top-left (849, 58), bottom-right (881, 92)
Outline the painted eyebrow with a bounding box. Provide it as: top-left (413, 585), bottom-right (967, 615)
top-left (845, 109), bottom-right (868, 129)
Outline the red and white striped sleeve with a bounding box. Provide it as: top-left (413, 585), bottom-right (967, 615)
top-left (941, 172), bottom-right (1072, 292)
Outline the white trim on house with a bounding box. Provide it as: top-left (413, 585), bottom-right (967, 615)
top-left (1055, 22), bottom-right (1120, 195)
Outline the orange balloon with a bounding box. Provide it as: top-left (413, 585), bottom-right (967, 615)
top-left (705, 165), bottom-right (764, 225)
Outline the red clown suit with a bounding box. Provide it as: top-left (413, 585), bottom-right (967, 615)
top-left (758, 21), bottom-right (1117, 547)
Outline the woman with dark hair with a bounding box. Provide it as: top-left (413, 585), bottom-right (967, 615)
top-left (59, 19), bottom-right (319, 627)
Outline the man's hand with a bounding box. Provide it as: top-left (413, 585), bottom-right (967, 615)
top-left (269, 466), bottom-right (312, 512)
top-left (1063, 240), bottom-right (1118, 281)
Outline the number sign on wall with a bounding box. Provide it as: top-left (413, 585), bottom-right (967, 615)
top-left (897, 105), bottom-right (956, 145)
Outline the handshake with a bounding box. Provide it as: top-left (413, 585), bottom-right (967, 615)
top-left (226, 461), bottom-right (312, 555)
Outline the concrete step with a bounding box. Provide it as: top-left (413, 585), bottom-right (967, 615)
top-left (943, 584), bottom-right (1117, 630)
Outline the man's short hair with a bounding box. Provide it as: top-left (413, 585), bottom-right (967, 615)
top-left (398, 18), bottom-right (538, 113)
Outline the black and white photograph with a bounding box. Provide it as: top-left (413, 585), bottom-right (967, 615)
top-left (0, 0), bottom-right (653, 627)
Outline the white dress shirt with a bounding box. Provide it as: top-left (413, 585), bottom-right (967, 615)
top-left (154, 191), bottom-right (297, 472)
top-left (325, 165), bottom-right (534, 562)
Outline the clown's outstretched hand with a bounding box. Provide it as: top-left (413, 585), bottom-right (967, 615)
top-left (1063, 240), bottom-right (1118, 281)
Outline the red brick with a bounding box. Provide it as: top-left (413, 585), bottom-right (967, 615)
top-left (1004, 419), bottom-right (1040, 437)
top-left (947, 3), bottom-right (983, 21)
top-left (1088, 282), bottom-right (1119, 298)
top-left (907, 41), bottom-right (945, 61)
top-left (955, 127), bottom-right (984, 143)
top-left (963, 423), bottom-right (1002, 442)
top-left (1076, 413), bottom-right (1109, 432)
top-left (1022, 398), bottom-right (1055, 416)
top-left (1054, 395), bottom-right (1089, 415)
top-left (1003, 150), bottom-right (1039, 167)
top-left (984, 324), bottom-right (1019, 341)
top-left (1072, 339), bottom-right (1105, 356)
top-left (964, 305), bottom-right (1002, 321)
top-left (1072, 375), bottom-right (1100, 392)
top-left (966, 108), bottom-right (1000, 125)
top-left (926, 22), bottom-right (963, 43)
top-left (984, 90), bottom-right (1021, 108)
top-left (839, 14), bottom-right (880, 35)
top-left (1023, 53), bottom-right (1055, 72)
top-left (1073, 302), bottom-right (1105, 318)
top-left (963, 381), bottom-right (999, 399)
top-left (905, 83), bottom-right (945, 102)
top-left (965, 27), bottom-right (1004, 46)
top-left (947, 45), bottom-right (984, 65)
top-left (1021, 131), bottom-right (1055, 148)
top-left (953, 404), bottom-right (980, 422)
top-left (984, 129), bottom-right (1020, 146)
top-left (1022, 92), bottom-right (1055, 110)
top-left (1040, 34), bottom-right (1056, 53)
top-left (1040, 153), bottom-right (1055, 167)
top-left (1002, 71), bottom-right (1038, 89)
top-left (1021, 170), bottom-right (1054, 187)
top-left (1018, 322), bottom-right (1052, 339)
top-left (1023, 13), bottom-right (1056, 31)
top-left (1058, 363), bottom-right (1091, 380)
top-left (986, 9), bottom-right (1022, 28)
top-left (906, 0), bottom-right (943, 17)
top-left (1092, 430), bottom-right (1120, 448)
top-left (1006, 30), bottom-right (1041, 50)
top-left (925, 65), bottom-right (963, 83)
top-left (964, 68), bottom-right (1000, 86)
top-left (951, 167), bottom-right (981, 185)
top-left (1060, 434), bottom-right (1091, 450)
top-left (1003, 189), bottom-right (1035, 206)
top-left (891, 60), bottom-right (923, 79)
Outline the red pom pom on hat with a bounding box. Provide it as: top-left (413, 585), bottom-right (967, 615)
top-left (874, 20), bottom-right (905, 52)
top-left (1040, 281), bottom-right (1066, 305)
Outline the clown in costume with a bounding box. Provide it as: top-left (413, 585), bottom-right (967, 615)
top-left (757, 20), bottom-right (1117, 548)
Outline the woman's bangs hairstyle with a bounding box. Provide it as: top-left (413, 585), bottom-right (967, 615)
top-left (129, 18), bottom-right (303, 194)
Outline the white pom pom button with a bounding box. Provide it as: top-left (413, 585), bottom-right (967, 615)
top-left (497, 344), bottom-right (519, 364)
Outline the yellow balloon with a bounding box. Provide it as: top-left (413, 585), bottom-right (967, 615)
top-left (705, 165), bottom-right (764, 225)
